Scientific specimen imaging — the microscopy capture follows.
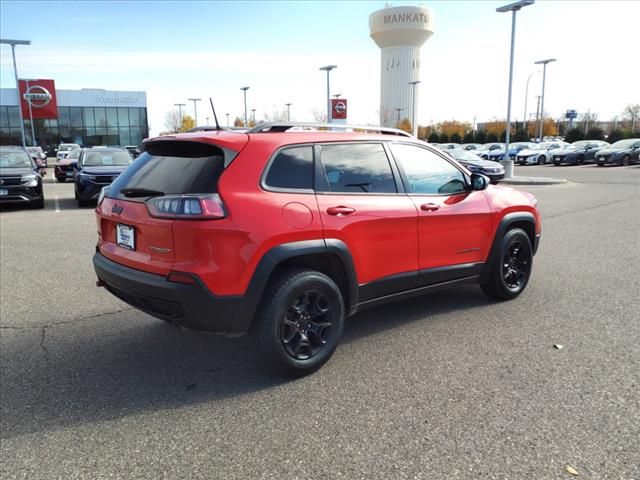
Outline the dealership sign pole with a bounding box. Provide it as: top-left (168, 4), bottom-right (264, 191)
top-left (1, 39), bottom-right (31, 148)
top-left (25, 80), bottom-right (36, 146)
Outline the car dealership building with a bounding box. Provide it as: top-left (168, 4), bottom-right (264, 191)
top-left (0, 83), bottom-right (148, 151)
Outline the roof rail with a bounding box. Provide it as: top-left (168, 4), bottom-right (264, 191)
top-left (247, 122), bottom-right (413, 138)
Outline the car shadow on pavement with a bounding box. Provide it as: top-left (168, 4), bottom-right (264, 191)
top-left (1, 286), bottom-right (490, 439)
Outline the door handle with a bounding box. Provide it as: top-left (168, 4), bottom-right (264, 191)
top-left (327, 206), bottom-right (356, 216)
top-left (420, 203), bottom-right (440, 212)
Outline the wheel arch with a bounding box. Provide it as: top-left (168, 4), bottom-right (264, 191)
top-left (482, 212), bottom-right (537, 280)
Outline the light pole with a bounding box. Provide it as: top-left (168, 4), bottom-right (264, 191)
top-left (534, 58), bottom-right (556, 142)
top-left (188, 98), bottom-right (201, 126)
top-left (395, 108), bottom-right (403, 126)
top-left (206, 116), bottom-right (210, 126)
top-left (534, 95), bottom-right (541, 140)
top-left (24, 79), bottom-right (37, 146)
top-left (251, 108), bottom-right (256, 125)
top-left (174, 103), bottom-right (185, 131)
top-left (319, 65), bottom-right (337, 123)
top-left (523, 70), bottom-right (539, 133)
top-left (496, 0), bottom-right (534, 178)
top-left (1, 38), bottom-right (31, 148)
top-left (285, 103), bottom-right (292, 121)
top-left (225, 113), bottom-right (230, 127)
top-left (409, 80), bottom-right (421, 137)
top-left (240, 86), bottom-right (249, 127)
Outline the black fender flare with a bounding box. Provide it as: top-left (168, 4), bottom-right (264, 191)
top-left (481, 212), bottom-right (538, 280)
top-left (234, 239), bottom-right (359, 331)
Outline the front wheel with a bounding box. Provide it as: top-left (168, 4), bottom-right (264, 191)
top-left (256, 270), bottom-right (345, 377)
top-left (57, 177), bottom-right (66, 183)
top-left (622, 155), bottom-right (630, 166)
top-left (538, 155), bottom-right (546, 165)
top-left (481, 228), bottom-right (533, 300)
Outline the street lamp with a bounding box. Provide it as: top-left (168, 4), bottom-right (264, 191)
top-left (496, 0), bottom-right (535, 178)
top-left (523, 70), bottom-right (540, 134)
top-left (174, 103), bottom-right (185, 130)
top-left (206, 116), bottom-right (210, 126)
top-left (285, 103), bottom-right (292, 121)
top-left (534, 58), bottom-right (556, 142)
top-left (225, 113), bottom-right (230, 127)
top-left (319, 65), bottom-right (337, 123)
top-left (240, 86), bottom-right (250, 127)
top-left (251, 108), bottom-right (256, 125)
top-left (188, 98), bottom-right (201, 126)
top-left (408, 80), bottom-right (421, 137)
top-left (1, 38), bottom-right (31, 148)
top-left (395, 108), bottom-right (403, 126)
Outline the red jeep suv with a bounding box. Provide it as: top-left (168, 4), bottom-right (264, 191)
top-left (93, 124), bottom-right (541, 376)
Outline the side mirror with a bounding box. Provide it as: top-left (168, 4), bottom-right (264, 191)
top-left (470, 173), bottom-right (489, 191)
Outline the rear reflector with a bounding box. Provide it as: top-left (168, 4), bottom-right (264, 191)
top-left (146, 194), bottom-right (226, 220)
top-left (167, 272), bottom-right (196, 284)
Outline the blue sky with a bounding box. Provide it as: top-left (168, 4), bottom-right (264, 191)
top-left (2, 1), bottom-right (638, 135)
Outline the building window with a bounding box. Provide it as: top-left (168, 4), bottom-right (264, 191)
top-left (83, 107), bottom-right (95, 127)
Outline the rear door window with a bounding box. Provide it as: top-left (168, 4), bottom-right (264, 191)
top-left (108, 141), bottom-right (227, 201)
top-left (319, 143), bottom-right (396, 193)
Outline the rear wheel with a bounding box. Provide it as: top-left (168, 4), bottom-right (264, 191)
top-left (256, 270), bottom-right (344, 377)
top-left (57, 177), bottom-right (65, 183)
top-left (538, 155), bottom-right (546, 165)
top-left (622, 155), bottom-right (630, 166)
top-left (481, 228), bottom-right (533, 300)
top-left (577, 156), bottom-right (585, 165)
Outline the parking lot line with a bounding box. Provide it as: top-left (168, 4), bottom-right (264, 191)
top-left (54, 196), bottom-right (60, 213)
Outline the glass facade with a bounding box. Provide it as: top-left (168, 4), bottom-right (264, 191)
top-left (0, 105), bottom-right (148, 150)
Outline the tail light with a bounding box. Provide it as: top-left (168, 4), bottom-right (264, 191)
top-left (145, 194), bottom-right (226, 220)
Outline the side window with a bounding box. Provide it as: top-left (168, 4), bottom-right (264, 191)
top-left (264, 146), bottom-right (313, 190)
top-left (390, 144), bottom-right (467, 195)
top-left (320, 143), bottom-right (396, 193)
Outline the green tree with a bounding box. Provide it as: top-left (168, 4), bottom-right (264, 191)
top-left (486, 132), bottom-right (499, 143)
top-left (475, 130), bottom-right (486, 144)
top-left (564, 128), bottom-right (584, 143)
top-left (439, 132), bottom-right (450, 143)
top-left (499, 131), bottom-right (507, 142)
top-left (513, 128), bottom-right (529, 142)
top-left (607, 129), bottom-right (624, 143)
top-left (462, 131), bottom-right (475, 143)
top-left (585, 127), bottom-right (604, 140)
top-left (427, 132), bottom-right (440, 143)
top-left (450, 132), bottom-right (462, 143)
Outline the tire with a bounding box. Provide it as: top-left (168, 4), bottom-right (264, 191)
top-left (57, 177), bottom-right (65, 183)
top-left (553, 161), bottom-right (560, 166)
top-left (622, 155), bottom-right (630, 166)
top-left (31, 197), bottom-right (44, 209)
top-left (481, 228), bottom-right (533, 301)
top-left (78, 197), bottom-right (89, 207)
top-left (538, 155), bottom-right (546, 165)
top-left (596, 163), bottom-right (604, 167)
top-left (577, 156), bottom-right (584, 165)
top-left (256, 270), bottom-right (345, 377)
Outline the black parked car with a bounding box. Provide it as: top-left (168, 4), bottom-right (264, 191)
top-left (595, 138), bottom-right (640, 166)
top-left (74, 148), bottom-right (133, 206)
top-left (0, 146), bottom-right (44, 209)
top-left (446, 148), bottom-right (505, 183)
top-left (552, 140), bottom-right (609, 165)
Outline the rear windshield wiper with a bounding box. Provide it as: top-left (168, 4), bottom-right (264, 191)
top-left (120, 187), bottom-right (165, 198)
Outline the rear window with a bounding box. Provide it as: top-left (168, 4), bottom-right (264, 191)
top-left (264, 146), bottom-right (313, 190)
top-left (83, 150), bottom-right (132, 166)
top-left (108, 141), bottom-right (226, 200)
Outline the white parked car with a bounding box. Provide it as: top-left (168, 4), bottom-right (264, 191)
top-left (516, 142), bottom-right (568, 165)
top-left (56, 143), bottom-right (81, 161)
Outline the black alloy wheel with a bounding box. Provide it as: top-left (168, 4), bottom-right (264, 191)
top-left (501, 240), bottom-right (531, 292)
top-left (481, 228), bottom-right (533, 300)
top-left (280, 290), bottom-right (333, 360)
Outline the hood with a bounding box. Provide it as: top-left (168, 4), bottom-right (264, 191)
top-left (81, 165), bottom-right (130, 175)
top-left (0, 167), bottom-right (37, 178)
top-left (459, 158), bottom-right (505, 169)
top-left (58, 158), bottom-right (77, 166)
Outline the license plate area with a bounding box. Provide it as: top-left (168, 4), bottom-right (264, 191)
top-left (116, 224), bottom-right (135, 250)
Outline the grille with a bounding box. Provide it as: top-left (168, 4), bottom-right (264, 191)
top-left (0, 176), bottom-right (23, 186)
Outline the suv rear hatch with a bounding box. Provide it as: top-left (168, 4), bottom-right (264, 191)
top-left (96, 138), bottom-right (244, 276)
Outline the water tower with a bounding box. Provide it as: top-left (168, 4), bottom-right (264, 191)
top-left (369, 5), bottom-right (435, 130)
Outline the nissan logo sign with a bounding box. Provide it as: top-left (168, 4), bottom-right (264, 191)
top-left (334, 102), bottom-right (346, 114)
top-left (23, 85), bottom-right (53, 108)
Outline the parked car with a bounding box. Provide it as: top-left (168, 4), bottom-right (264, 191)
top-left (489, 142), bottom-right (535, 161)
top-left (26, 146), bottom-right (47, 165)
top-left (595, 138), bottom-right (640, 166)
top-left (0, 146), bottom-right (44, 209)
top-left (460, 143), bottom-right (482, 151)
top-left (446, 148), bottom-right (505, 183)
top-left (435, 143), bottom-right (461, 150)
top-left (56, 143), bottom-right (81, 161)
top-left (74, 148), bottom-right (133, 206)
top-left (516, 141), bottom-right (568, 165)
top-left (92, 123), bottom-right (541, 377)
top-left (475, 143), bottom-right (505, 159)
top-left (123, 145), bottom-right (141, 159)
top-left (54, 147), bottom-right (82, 182)
top-left (552, 140), bottom-right (609, 165)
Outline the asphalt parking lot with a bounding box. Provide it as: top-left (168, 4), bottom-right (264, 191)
top-left (1, 164), bottom-right (639, 480)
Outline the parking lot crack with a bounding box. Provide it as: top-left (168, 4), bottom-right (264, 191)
top-left (0, 307), bottom-right (134, 330)
top-left (40, 326), bottom-right (50, 361)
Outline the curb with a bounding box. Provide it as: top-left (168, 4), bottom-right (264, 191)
top-left (500, 176), bottom-right (568, 186)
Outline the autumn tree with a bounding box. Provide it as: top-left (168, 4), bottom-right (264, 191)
top-left (164, 109), bottom-right (182, 133)
top-left (180, 115), bottom-right (195, 132)
top-left (437, 120), bottom-right (471, 139)
top-left (484, 120), bottom-right (507, 138)
top-left (396, 118), bottom-right (412, 134)
top-left (234, 117), bottom-right (244, 127)
top-left (527, 118), bottom-right (557, 138)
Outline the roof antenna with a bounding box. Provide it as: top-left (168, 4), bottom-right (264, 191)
top-left (209, 98), bottom-right (221, 130)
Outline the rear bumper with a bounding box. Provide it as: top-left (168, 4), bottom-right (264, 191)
top-left (93, 252), bottom-right (249, 336)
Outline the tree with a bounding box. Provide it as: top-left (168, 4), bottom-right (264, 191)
top-left (485, 132), bottom-right (499, 143)
top-left (564, 128), bottom-right (584, 143)
top-left (234, 117), bottom-right (244, 127)
top-left (585, 127), bottom-right (604, 140)
top-left (462, 131), bottom-right (475, 143)
top-left (622, 103), bottom-right (639, 132)
top-left (475, 130), bottom-right (486, 144)
top-left (164, 109), bottom-right (182, 133)
top-left (437, 120), bottom-right (471, 139)
top-left (180, 115), bottom-right (195, 132)
top-left (427, 132), bottom-right (439, 143)
top-left (484, 120), bottom-right (507, 138)
top-left (607, 129), bottom-right (624, 143)
top-left (450, 132), bottom-right (462, 143)
top-left (439, 132), bottom-right (450, 143)
top-left (396, 118), bottom-right (412, 134)
top-left (527, 118), bottom-right (557, 138)
top-left (311, 108), bottom-right (327, 123)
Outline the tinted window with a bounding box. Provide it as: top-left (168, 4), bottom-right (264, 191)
top-left (83, 150), bottom-right (132, 167)
top-left (265, 146), bottom-right (313, 190)
top-left (67, 149), bottom-right (81, 160)
top-left (108, 141), bottom-right (226, 201)
top-left (320, 143), bottom-right (396, 193)
top-left (390, 144), bottom-right (466, 195)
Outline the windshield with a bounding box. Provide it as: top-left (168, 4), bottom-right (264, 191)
top-left (0, 150), bottom-right (33, 168)
top-left (83, 150), bottom-right (132, 167)
top-left (570, 141), bottom-right (591, 149)
top-left (531, 143), bottom-right (552, 150)
top-left (59, 144), bottom-right (79, 151)
top-left (611, 139), bottom-right (636, 148)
